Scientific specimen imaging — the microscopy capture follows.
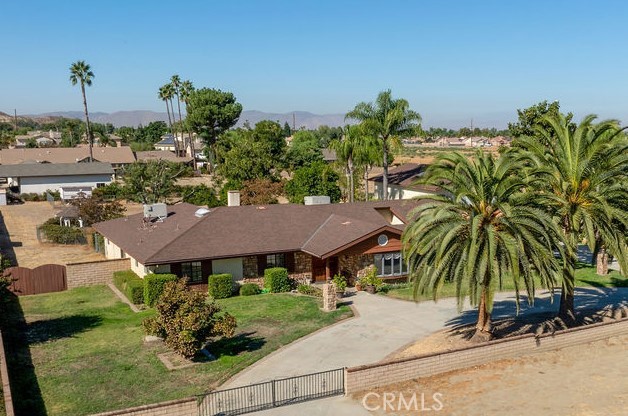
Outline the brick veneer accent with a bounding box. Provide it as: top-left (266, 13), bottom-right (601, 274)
top-left (89, 398), bottom-right (197, 416)
top-left (66, 258), bottom-right (131, 289)
top-left (0, 330), bottom-right (15, 416)
top-left (339, 254), bottom-right (374, 284)
top-left (345, 317), bottom-right (628, 393)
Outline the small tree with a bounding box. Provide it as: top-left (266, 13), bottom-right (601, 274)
top-left (240, 178), bottom-right (284, 205)
top-left (285, 161), bottom-right (341, 204)
top-left (123, 160), bottom-right (187, 204)
top-left (143, 279), bottom-right (236, 359)
top-left (70, 195), bottom-right (126, 226)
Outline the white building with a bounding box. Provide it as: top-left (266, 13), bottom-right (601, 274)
top-left (369, 163), bottom-right (441, 200)
top-left (0, 163), bottom-right (114, 196)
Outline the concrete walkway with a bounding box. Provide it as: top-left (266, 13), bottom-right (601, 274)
top-left (221, 287), bottom-right (628, 415)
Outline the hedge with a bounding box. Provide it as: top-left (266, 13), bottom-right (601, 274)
top-left (239, 283), bottom-right (261, 296)
top-left (144, 274), bottom-right (178, 307)
top-left (113, 270), bottom-right (144, 305)
top-left (208, 273), bottom-right (233, 299)
top-left (264, 267), bottom-right (291, 293)
top-left (39, 218), bottom-right (86, 244)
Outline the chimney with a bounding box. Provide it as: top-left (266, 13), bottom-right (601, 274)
top-left (227, 190), bottom-right (240, 207)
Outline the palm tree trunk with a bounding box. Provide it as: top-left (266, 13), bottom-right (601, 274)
top-left (81, 82), bottom-right (93, 162)
top-left (169, 99), bottom-right (179, 155)
top-left (596, 247), bottom-right (609, 276)
top-left (348, 157), bottom-right (354, 203)
top-left (559, 256), bottom-right (576, 323)
top-left (364, 167), bottom-right (370, 201)
top-left (382, 138), bottom-right (389, 200)
top-left (164, 101), bottom-right (173, 140)
top-left (472, 284), bottom-right (493, 342)
top-left (175, 93), bottom-right (184, 156)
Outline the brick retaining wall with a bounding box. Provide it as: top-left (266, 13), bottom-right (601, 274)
top-left (346, 317), bottom-right (628, 393)
top-left (89, 398), bottom-right (197, 416)
top-left (66, 258), bottom-right (131, 289)
top-left (0, 330), bottom-right (15, 416)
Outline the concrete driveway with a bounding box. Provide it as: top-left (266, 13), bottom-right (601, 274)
top-left (220, 287), bottom-right (628, 415)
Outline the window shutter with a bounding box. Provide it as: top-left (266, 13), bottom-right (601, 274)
top-left (257, 255), bottom-right (267, 276)
top-left (285, 252), bottom-right (295, 273)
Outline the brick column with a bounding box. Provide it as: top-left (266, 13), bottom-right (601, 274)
top-left (322, 283), bottom-right (336, 311)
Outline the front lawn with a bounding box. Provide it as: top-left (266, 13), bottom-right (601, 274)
top-left (6, 286), bottom-right (351, 416)
top-left (383, 265), bottom-right (627, 301)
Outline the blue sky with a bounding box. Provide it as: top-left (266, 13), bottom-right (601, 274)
top-left (2, 0), bottom-right (627, 128)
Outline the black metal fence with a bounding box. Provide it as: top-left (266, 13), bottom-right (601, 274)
top-left (198, 368), bottom-right (345, 416)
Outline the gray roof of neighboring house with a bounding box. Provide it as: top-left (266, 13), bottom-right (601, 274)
top-left (0, 147), bottom-right (136, 165)
top-left (135, 151), bottom-right (193, 163)
top-left (0, 162), bottom-right (114, 178)
top-left (93, 200), bottom-right (423, 265)
top-left (370, 163), bottom-right (441, 193)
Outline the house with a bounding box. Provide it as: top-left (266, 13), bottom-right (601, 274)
top-left (0, 162), bottom-right (114, 197)
top-left (155, 135), bottom-right (177, 152)
top-left (135, 150), bottom-right (194, 165)
top-left (369, 163), bottom-right (440, 200)
top-left (0, 147), bottom-right (136, 175)
top-left (93, 198), bottom-right (424, 286)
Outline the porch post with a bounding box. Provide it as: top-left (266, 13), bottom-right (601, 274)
top-left (325, 258), bottom-right (331, 281)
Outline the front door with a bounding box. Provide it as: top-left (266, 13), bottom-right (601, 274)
top-left (312, 257), bottom-right (339, 282)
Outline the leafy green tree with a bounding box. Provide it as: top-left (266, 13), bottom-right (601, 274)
top-left (285, 130), bottom-right (323, 168)
top-left (252, 120), bottom-right (286, 161)
top-left (282, 121), bottom-right (292, 138)
top-left (240, 178), bottom-right (284, 205)
top-left (347, 90), bottom-right (421, 200)
top-left (181, 184), bottom-right (222, 207)
top-left (69, 196), bottom-right (126, 226)
top-left (69, 60), bottom-right (95, 161)
top-left (123, 160), bottom-right (187, 204)
top-left (217, 129), bottom-right (276, 183)
top-left (186, 88), bottom-right (242, 164)
top-left (403, 151), bottom-right (564, 341)
top-left (285, 161), bottom-right (341, 203)
top-left (508, 100), bottom-right (572, 139)
top-left (511, 113), bottom-right (628, 320)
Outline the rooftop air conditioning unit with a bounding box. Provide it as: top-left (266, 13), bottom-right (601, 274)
top-left (143, 203), bottom-right (168, 221)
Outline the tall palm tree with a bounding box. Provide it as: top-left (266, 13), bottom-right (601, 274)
top-left (69, 60), bottom-right (95, 161)
top-left (403, 151), bottom-right (564, 341)
top-left (329, 125), bottom-right (379, 202)
top-left (346, 90), bottom-right (421, 200)
top-left (170, 75), bottom-right (183, 155)
top-left (512, 113), bottom-right (628, 320)
top-left (180, 79), bottom-right (196, 169)
top-left (158, 84), bottom-right (177, 153)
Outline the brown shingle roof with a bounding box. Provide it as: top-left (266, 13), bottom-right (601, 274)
top-left (94, 200), bottom-right (424, 265)
top-left (0, 147), bottom-right (136, 165)
top-left (135, 151), bottom-right (193, 163)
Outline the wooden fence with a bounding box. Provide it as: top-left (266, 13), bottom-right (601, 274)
top-left (4, 264), bottom-right (67, 296)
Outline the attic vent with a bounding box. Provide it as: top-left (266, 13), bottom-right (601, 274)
top-left (195, 208), bottom-right (211, 218)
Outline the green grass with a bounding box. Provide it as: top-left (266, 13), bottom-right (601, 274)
top-left (383, 265), bottom-right (627, 302)
top-left (6, 286), bottom-right (351, 416)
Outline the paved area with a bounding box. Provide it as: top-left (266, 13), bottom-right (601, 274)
top-left (223, 287), bottom-right (628, 415)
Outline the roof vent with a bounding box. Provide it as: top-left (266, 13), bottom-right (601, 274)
top-left (195, 208), bottom-right (211, 218)
top-left (256, 206), bottom-right (267, 210)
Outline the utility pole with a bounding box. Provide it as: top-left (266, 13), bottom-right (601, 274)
top-left (14, 109), bottom-right (18, 132)
top-left (292, 113), bottom-right (296, 132)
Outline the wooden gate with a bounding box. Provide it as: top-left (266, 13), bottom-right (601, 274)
top-left (4, 264), bottom-right (67, 296)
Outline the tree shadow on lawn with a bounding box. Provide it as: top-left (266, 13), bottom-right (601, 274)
top-left (210, 331), bottom-right (266, 358)
top-left (444, 287), bottom-right (628, 340)
top-left (26, 314), bottom-right (102, 344)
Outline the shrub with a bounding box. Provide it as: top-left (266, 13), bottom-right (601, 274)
top-left (113, 270), bottom-right (144, 305)
top-left (264, 267), bottom-right (291, 293)
top-left (208, 274), bottom-right (233, 299)
top-left (92, 182), bottom-right (126, 200)
top-left (144, 274), bottom-right (178, 307)
top-left (39, 218), bottom-right (86, 244)
top-left (239, 283), bottom-right (261, 296)
top-left (142, 279), bottom-right (237, 358)
top-left (297, 284), bottom-right (322, 297)
top-left (332, 274), bottom-right (347, 292)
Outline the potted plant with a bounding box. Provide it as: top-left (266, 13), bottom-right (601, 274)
top-left (332, 274), bottom-right (347, 299)
top-left (363, 266), bottom-right (382, 294)
top-left (355, 277), bottom-right (363, 292)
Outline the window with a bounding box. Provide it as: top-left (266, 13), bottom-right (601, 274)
top-left (181, 261), bottom-right (202, 283)
top-left (374, 252), bottom-right (408, 277)
top-left (96, 183), bottom-right (106, 188)
top-left (120, 250), bottom-right (125, 259)
top-left (266, 253), bottom-right (285, 268)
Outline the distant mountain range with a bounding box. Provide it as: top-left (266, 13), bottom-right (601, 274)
top-left (17, 110), bottom-right (348, 129)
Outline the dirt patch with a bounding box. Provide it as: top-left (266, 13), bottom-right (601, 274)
top-left (356, 335), bottom-right (628, 415)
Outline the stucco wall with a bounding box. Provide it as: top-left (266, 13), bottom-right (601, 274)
top-left (18, 174), bottom-right (113, 194)
top-left (212, 258), bottom-right (244, 279)
top-left (374, 183), bottom-right (433, 200)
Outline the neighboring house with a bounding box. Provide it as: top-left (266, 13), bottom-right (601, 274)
top-left (155, 135), bottom-right (177, 152)
top-left (135, 150), bottom-right (194, 165)
top-left (0, 162), bottom-right (114, 196)
top-left (93, 199), bottom-right (423, 286)
top-left (0, 147), bottom-right (136, 175)
top-left (12, 130), bottom-right (62, 148)
top-left (370, 163), bottom-right (440, 200)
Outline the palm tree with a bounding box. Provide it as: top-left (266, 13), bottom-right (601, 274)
top-left (180, 80), bottom-right (196, 169)
top-left (329, 125), bottom-right (380, 202)
top-left (69, 60), bottom-right (95, 161)
top-left (158, 84), bottom-right (178, 154)
top-left (346, 90), bottom-right (421, 200)
top-left (402, 151), bottom-right (564, 341)
top-left (170, 75), bottom-right (184, 155)
top-left (512, 113), bottom-right (628, 321)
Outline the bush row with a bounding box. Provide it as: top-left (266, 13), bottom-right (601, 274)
top-left (39, 219), bottom-right (86, 244)
top-left (113, 270), bottom-right (144, 305)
